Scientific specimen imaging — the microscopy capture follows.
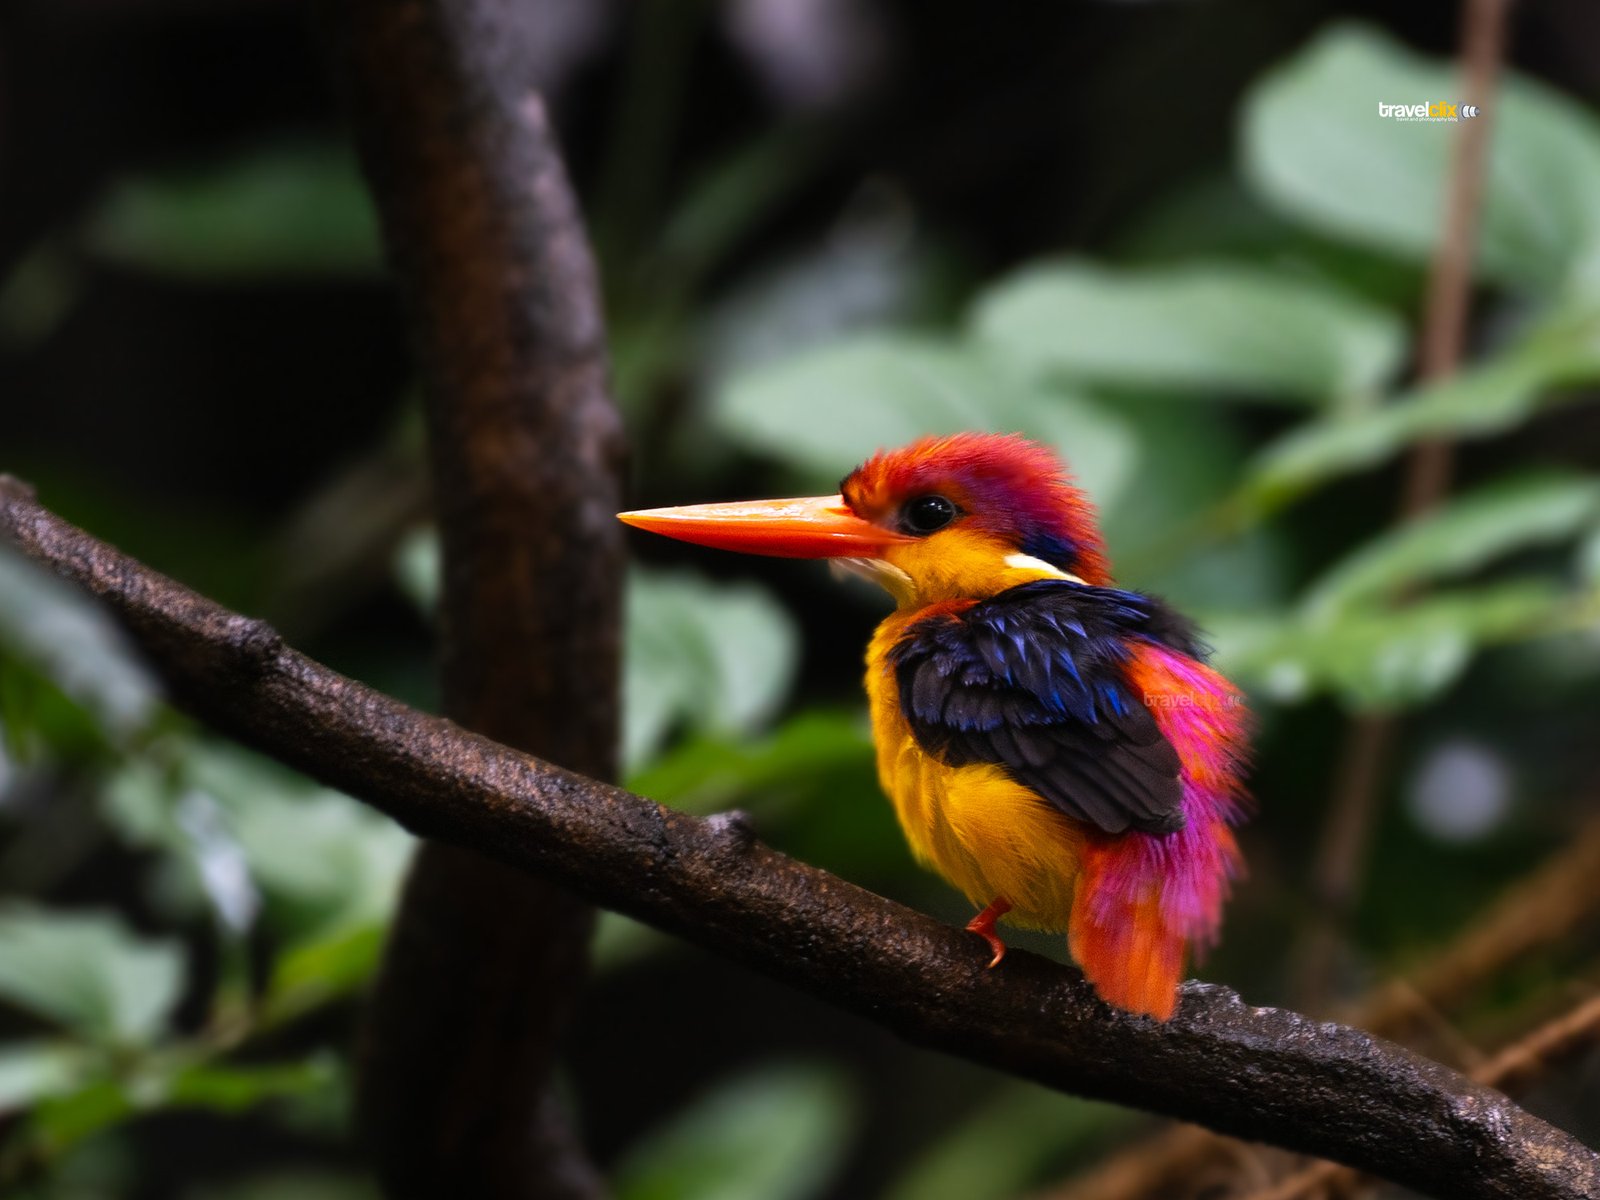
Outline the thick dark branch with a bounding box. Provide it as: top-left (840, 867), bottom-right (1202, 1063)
top-left (321, 0), bottom-right (622, 767)
top-left (3, 482), bottom-right (1597, 1200)
top-left (315, 0), bottom-right (625, 1194)
top-left (1056, 813), bottom-right (1600, 1200)
top-left (1243, 992), bottom-right (1600, 1200)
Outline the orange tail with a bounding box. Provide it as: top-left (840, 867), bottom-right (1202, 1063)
top-left (1068, 866), bottom-right (1187, 1021)
top-left (1070, 642), bottom-right (1247, 1020)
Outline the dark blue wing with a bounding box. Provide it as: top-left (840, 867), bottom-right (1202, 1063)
top-left (890, 580), bottom-right (1199, 836)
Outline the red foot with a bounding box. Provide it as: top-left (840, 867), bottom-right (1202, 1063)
top-left (965, 897), bottom-right (1013, 968)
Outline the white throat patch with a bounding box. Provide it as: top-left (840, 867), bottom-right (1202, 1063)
top-left (1003, 553), bottom-right (1085, 584)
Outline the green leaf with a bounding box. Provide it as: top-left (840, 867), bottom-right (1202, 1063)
top-left (30, 1078), bottom-right (136, 1153)
top-left (972, 261), bottom-right (1403, 402)
top-left (391, 526), bottom-right (440, 615)
top-left (18, 1057), bottom-right (338, 1164)
top-left (588, 912), bottom-right (672, 974)
top-left (0, 1042), bottom-right (91, 1112)
top-left (634, 704), bottom-right (908, 891)
top-left (103, 741), bottom-right (410, 939)
top-left (165, 1056), bottom-right (338, 1114)
top-left (1215, 581), bottom-right (1565, 710)
top-left (1577, 526), bottom-right (1600, 584)
top-left (226, 789), bottom-right (408, 925)
top-left (85, 141), bottom-right (382, 279)
top-left (1242, 23), bottom-right (1600, 295)
top-left (393, 539), bottom-right (801, 771)
top-left (182, 743), bottom-right (411, 934)
top-left (7, 1051), bottom-right (339, 1160)
top-left (0, 906), bottom-right (183, 1044)
top-left (1304, 473), bottom-right (1600, 615)
top-left (1097, 398), bottom-right (1290, 613)
top-left (626, 708), bottom-right (873, 816)
top-left (615, 1064), bottom-right (853, 1200)
top-left (1245, 305), bottom-right (1600, 504)
top-left (0, 546), bottom-right (161, 743)
top-left (625, 569), bottom-right (800, 768)
top-left (1116, 173), bottom-right (1422, 309)
top-left (0, 654), bottom-right (114, 766)
top-left (712, 333), bottom-right (1137, 509)
top-left (262, 924), bottom-right (386, 1026)
top-left (883, 1084), bottom-right (1130, 1200)
top-left (105, 756), bottom-right (264, 934)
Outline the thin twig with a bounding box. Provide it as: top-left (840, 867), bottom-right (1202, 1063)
top-left (1296, 0), bottom-right (1515, 1013)
top-left (1296, 718), bottom-right (1397, 1006)
top-left (1352, 814), bottom-right (1600, 1034)
top-left (2, 481), bottom-right (1598, 1200)
top-left (1477, 990), bottom-right (1600, 1091)
top-left (1404, 0), bottom-right (1513, 513)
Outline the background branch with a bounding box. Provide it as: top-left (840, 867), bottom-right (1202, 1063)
top-left (1297, 0), bottom-right (1515, 1011)
top-left (316, 0), bottom-right (625, 1194)
top-left (2, 481), bottom-right (1597, 1200)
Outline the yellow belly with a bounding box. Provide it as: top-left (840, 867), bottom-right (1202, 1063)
top-left (865, 617), bottom-right (1085, 931)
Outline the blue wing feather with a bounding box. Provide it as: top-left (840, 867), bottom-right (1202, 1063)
top-left (890, 580), bottom-right (1205, 836)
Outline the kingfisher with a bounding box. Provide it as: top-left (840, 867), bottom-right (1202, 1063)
top-left (619, 432), bottom-right (1248, 1019)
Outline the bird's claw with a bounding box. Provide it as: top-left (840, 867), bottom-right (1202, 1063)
top-left (977, 932), bottom-right (1006, 969)
top-left (965, 897), bottom-right (1013, 969)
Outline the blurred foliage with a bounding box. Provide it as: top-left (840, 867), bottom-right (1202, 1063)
top-left (1243, 24), bottom-right (1600, 295)
top-left (971, 260), bottom-right (1405, 403)
top-left (0, 906), bottom-right (182, 1046)
top-left (85, 143), bottom-right (383, 281)
top-left (398, 531), bottom-right (801, 769)
top-left (614, 1066), bottom-right (854, 1200)
top-left (717, 335), bottom-right (1135, 508)
top-left (881, 1083), bottom-right (1132, 1200)
top-left (3, 14), bottom-right (1600, 1200)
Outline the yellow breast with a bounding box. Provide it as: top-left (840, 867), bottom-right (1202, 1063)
top-left (864, 613), bottom-right (1086, 931)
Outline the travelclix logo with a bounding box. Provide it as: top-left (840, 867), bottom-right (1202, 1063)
top-left (1377, 101), bottom-right (1483, 122)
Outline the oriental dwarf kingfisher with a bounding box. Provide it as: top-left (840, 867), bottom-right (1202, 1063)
top-left (619, 432), bottom-right (1249, 1020)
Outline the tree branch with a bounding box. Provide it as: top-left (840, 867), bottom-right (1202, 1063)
top-left (3, 482), bottom-right (1597, 1200)
top-left (314, 0), bottom-right (625, 1194)
top-left (1244, 991), bottom-right (1600, 1200)
top-left (1058, 812), bottom-right (1600, 1200)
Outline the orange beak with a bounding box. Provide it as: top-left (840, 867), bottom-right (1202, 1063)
top-left (618, 494), bottom-right (911, 559)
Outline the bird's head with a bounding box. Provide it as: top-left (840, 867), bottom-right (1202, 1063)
top-left (620, 432), bottom-right (1110, 606)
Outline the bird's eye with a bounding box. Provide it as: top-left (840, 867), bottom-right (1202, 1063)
top-left (902, 494), bottom-right (958, 535)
